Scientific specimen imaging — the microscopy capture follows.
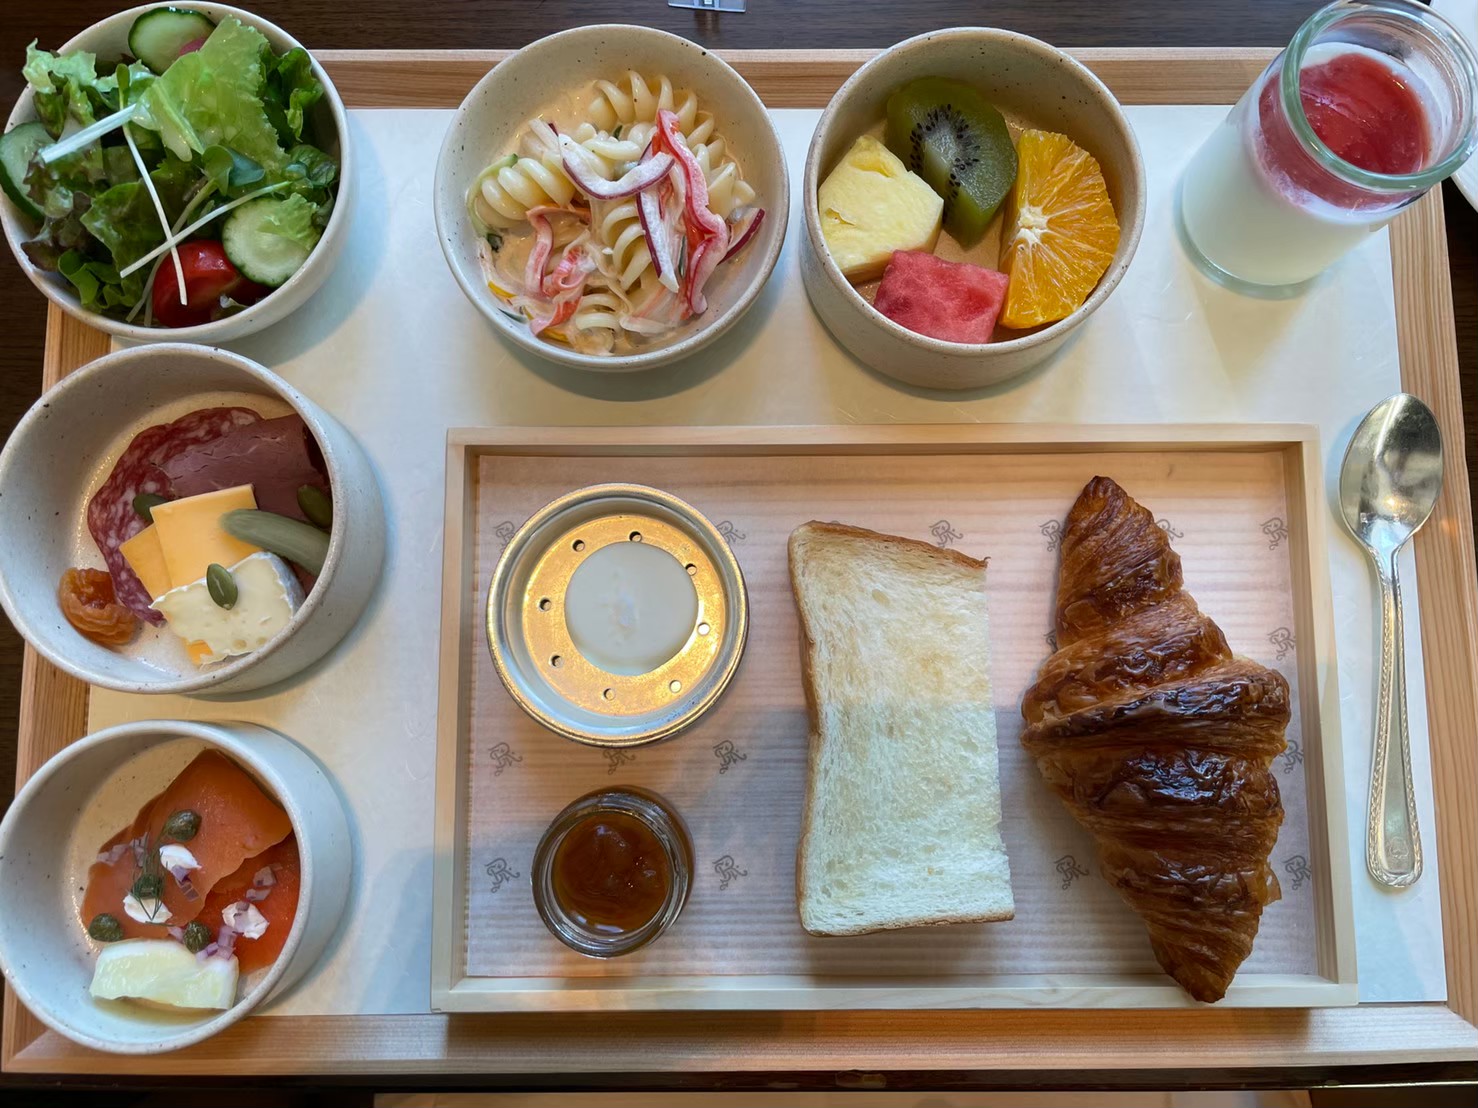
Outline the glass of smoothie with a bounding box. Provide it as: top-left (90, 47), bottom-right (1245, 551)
top-left (1179, 0), bottom-right (1478, 293)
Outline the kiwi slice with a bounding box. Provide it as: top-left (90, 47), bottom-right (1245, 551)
top-left (884, 78), bottom-right (1017, 246)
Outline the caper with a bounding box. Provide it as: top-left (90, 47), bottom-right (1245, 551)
top-left (131, 872), bottom-right (163, 901)
top-left (296, 485), bottom-right (333, 530)
top-left (206, 562), bottom-right (237, 609)
top-left (132, 493), bottom-right (170, 522)
top-left (161, 808), bottom-right (200, 842)
top-left (87, 913), bottom-right (124, 942)
top-left (182, 920), bottom-right (213, 953)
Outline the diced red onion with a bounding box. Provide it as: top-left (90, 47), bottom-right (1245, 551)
top-left (173, 869), bottom-right (200, 901)
top-left (96, 843), bottom-right (131, 865)
top-left (723, 208), bottom-right (765, 261)
top-left (559, 136), bottom-right (673, 201)
top-left (166, 925), bottom-right (185, 942)
top-left (252, 867), bottom-right (276, 888)
top-left (244, 886), bottom-right (271, 903)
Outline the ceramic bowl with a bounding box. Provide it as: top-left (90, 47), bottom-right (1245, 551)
top-left (0, 3), bottom-right (351, 343)
top-left (433, 24), bottom-right (789, 373)
top-left (0, 720), bottom-right (351, 1054)
top-left (0, 344), bottom-right (385, 695)
top-left (800, 28), bottom-right (1146, 390)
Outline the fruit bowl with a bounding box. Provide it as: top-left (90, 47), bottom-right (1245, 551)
top-left (800, 28), bottom-right (1146, 391)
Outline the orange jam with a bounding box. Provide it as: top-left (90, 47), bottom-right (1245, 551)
top-left (550, 810), bottom-right (672, 936)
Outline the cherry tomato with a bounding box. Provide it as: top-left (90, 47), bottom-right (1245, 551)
top-left (151, 240), bottom-right (270, 328)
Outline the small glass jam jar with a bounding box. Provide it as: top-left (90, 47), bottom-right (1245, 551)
top-left (1179, 0), bottom-right (1478, 292)
top-left (531, 787), bottom-right (693, 957)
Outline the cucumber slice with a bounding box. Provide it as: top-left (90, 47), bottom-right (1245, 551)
top-left (221, 196), bottom-right (320, 287)
top-left (0, 122), bottom-right (49, 224)
top-left (128, 7), bottom-right (217, 75)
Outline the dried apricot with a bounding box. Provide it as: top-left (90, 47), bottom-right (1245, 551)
top-left (59, 568), bottom-right (138, 646)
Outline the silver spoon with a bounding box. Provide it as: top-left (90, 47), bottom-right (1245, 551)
top-left (1338, 393), bottom-right (1443, 889)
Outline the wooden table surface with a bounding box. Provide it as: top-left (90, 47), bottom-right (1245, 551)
top-left (0, 0), bottom-right (1475, 1093)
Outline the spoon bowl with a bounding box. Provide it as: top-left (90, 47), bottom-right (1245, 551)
top-left (1339, 393), bottom-right (1444, 554)
top-left (1338, 391), bottom-right (1443, 889)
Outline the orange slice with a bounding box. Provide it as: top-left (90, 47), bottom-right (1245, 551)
top-left (998, 130), bottom-right (1120, 330)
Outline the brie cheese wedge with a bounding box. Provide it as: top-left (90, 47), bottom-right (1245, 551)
top-left (151, 552), bottom-right (306, 664)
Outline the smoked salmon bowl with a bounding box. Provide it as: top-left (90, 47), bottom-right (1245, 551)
top-left (0, 719), bottom-right (350, 1053)
top-left (0, 343), bottom-right (385, 695)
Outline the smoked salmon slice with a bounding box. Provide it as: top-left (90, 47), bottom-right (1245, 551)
top-left (82, 751), bottom-right (293, 940)
top-left (200, 836), bottom-right (301, 974)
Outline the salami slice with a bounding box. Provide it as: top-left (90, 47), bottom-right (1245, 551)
top-left (86, 407), bottom-right (262, 623)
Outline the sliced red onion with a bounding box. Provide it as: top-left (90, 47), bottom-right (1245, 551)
top-left (528, 118), bottom-right (561, 158)
top-left (685, 232), bottom-right (729, 316)
top-left (252, 866), bottom-right (276, 888)
top-left (559, 136), bottom-right (673, 201)
top-left (638, 182), bottom-right (680, 293)
top-left (723, 208), bottom-right (765, 261)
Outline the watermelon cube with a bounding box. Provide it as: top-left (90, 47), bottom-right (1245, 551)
top-left (873, 250), bottom-right (1009, 344)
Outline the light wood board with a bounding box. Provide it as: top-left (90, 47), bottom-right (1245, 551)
top-left (432, 426), bottom-right (1355, 1012)
top-left (5, 46), bottom-right (1476, 1076)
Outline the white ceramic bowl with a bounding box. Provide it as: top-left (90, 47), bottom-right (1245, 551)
top-left (801, 28), bottom-right (1146, 390)
top-left (0, 3), bottom-right (351, 343)
top-left (433, 24), bottom-right (789, 373)
top-left (0, 720), bottom-right (351, 1054)
top-left (0, 344), bottom-right (385, 695)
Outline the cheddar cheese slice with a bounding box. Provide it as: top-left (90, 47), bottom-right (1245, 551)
top-left (149, 485), bottom-right (262, 587)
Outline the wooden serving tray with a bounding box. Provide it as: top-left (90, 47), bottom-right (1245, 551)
top-left (5, 47), bottom-right (1478, 1077)
top-left (433, 425), bottom-right (1356, 1012)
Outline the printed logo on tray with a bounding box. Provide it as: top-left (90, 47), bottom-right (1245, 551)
top-left (488, 741), bottom-right (522, 776)
top-left (930, 520), bottom-right (964, 547)
top-left (1280, 738), bottom-right (1304, 773)
top-left (493, 520), bottom-right (517, 550)
top-left (716, 520), bottom-right (746, 544)
top-left (1262, 516), bottom-right (1289, 549)
top-left (1267, 626), bottom-right (1296, 661)
top-left (1155, 518), bottom-right (1184, 540)
top-left (1283, 854), bottom-right (1312, 892)
top-left (1055, 854), bottom-right (1090, 889)
top-left (485, 857), bottom-right (520, 892)
top-left (713, 739), bottom-right (747, 775)
top-left (1039, 519), bottom-right (1064, 551)
top-left (602, 748), bottom-right (637, 774)
top-left (713, 855), bottom-right (749, 890)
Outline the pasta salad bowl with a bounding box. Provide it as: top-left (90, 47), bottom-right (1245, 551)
top-left (433, 24), bottom-right (789, 373)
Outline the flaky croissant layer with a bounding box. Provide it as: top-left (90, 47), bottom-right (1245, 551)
top-left (1021, 476), bottom-right (1290, 1003)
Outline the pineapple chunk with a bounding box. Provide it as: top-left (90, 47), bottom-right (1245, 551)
top-left (89, 939), bottom-right (239, 1010)
top-left (818, 134), bottom-right (944, 283)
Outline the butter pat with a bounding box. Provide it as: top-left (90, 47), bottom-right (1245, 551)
top-left (119, 525), bottom-right (172, 599)
top-left (149, 485), bottom-right (261, 587)
top-left (151, 552), bottom-right (305, 665)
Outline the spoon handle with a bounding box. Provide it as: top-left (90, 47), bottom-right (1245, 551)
top-left (1368, 550), bottom-right (1422, 887)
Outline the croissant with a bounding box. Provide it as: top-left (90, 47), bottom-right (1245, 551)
top-left (1021, 476), bottom-right (1290, 1002)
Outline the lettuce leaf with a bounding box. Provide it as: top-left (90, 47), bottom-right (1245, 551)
top-left (249, 192), bottom-right (322, 253)
top-left (264, 48), bottom-right (323, 144)
top-left (79, 156), bottom-right (199, 271)
top-left (58, 249), bottom-right (145, 313)
top-left (130, 18), bottom-right (286, 173)
top-left (22, 43), bottom-right (117, 136)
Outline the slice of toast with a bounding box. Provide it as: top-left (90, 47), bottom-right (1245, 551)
top-left (788, 521), bottom-right (1014, 936)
